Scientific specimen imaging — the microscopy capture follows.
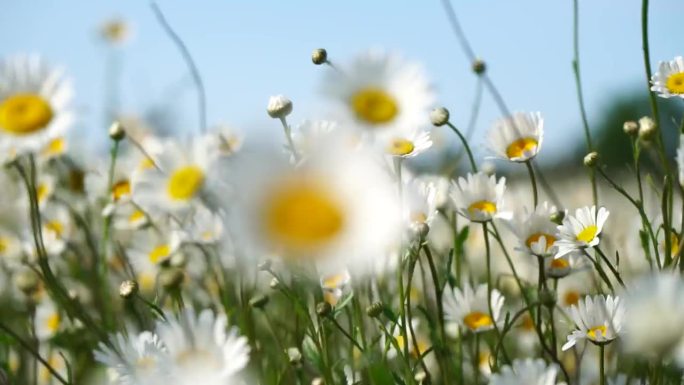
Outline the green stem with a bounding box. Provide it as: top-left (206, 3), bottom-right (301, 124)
top-left (525, 160), bottom-right (538, 208)
top-left (446, 122), bottom-right (478, 172)
top-left (599, 344), bottom-right (606, 385)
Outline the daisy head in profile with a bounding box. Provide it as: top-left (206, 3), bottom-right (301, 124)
top-left (321, 50), bottom-right (434, 139)
top-left (554, 206), bottom-right (609, 259)
top-left (0, 55), bottom-right (74, 162)
top-left (507, 202), bottom-right (559, 258)
top-left (487, 112), bottom-right (543, 163)
top-left (450, 172), bottom-right (510, 223)
top-left (562, 294), bottom-right (624, 351)
top-left (651, 56), bottom-right (684, 99)
top-left (442, 282), bottom-right (505, 334)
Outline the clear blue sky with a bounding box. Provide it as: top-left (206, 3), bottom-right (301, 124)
top-left (1, 1), bottom-right (682, 162)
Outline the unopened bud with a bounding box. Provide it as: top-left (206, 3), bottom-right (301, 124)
top-left (270, 277), bottom-right (280, 289)
top-left (623, 120), bottom-right (638, 136)
top-left (550, 210), bottom-right (565, 225)
top-left (287, 347), bottom-right (302, 365)
top-left (638, 116), bottom-right (657, 141)
top-left (311, 48), bottom-right (328, 65)
top-left (14, 269), bottom-right (40, 295)
top-left (249, 294), bottom-right (269, 309)
top-left (540, 289), bottom-right (557, 308)
top-left (366, 301), bottom-right (384, 318)
top-left (411, 222), bottom-right (430, 239)
top-left (311, 378), bottom-right (324, 385)
top-left (472, 59), bottom-right (486, 75)
top-left (414, 370), bottom-right (428, 383)
top-left (583, 152), bottom-right (598, 167)
top-left (108, 121), bottom-right (126, 141)
top-left (316, 301), bottom-right (332, 317)
top-left (430, 107), bottom-right (450, 127)
top-left (267, 95), bottom-right (293, 119)
top-left (119, 280), bottom-right (139, 299)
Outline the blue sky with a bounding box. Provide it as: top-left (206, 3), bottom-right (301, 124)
top-left (1, 1), bottom-right (682, 162)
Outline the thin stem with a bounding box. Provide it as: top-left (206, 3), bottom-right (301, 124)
top-left (329, 317), bottom-right (364, 352)
top-left (150, 1), bottom-right (207, 134)
top-left (481, 223), bottom-right (509, 367)
top-left (446, 122), bottom-right (478, 172)
top-left (599, 344), bottom-right (606, 385)
top-left (0, 322), bottom-right (70, 385)
top-left (572, 0), bottom-right (598, 207)
top-left (595, 247), bottom-right (626, 288)
top-left (279, 116), bottom-right (300, 162)
top-left (525, 160), bottom-right (538, 208)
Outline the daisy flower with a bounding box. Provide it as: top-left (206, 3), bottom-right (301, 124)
top-left (623, 273), bottom-right (684, 359)
top-left (38, 136), bottom-right (68, 162)
top-left (402, 176), bottom-right (439, 228)
top-left (384, 318), bottom-right (430, 359)
top-left (506, 202), bottom-right (559, 258)
top-left (0, 55), bottom-right (74, 161)
top-left (651, 56), bottom-right (684, 98)
top-left (38, 349), bottom-right (68, 385)
top-left (111, 203), bottom-right (149, 230)
top-left (545, 251), bottom-right (586, 279)
top-left (450, 172), bottom-right (510, 223)
top-left (226, 143), bottom-right (401, 277)
top-left (321, 50), bottom-right (434, 138)
top-left (35, 299), bottom-right (62, 340)
top-left (562, 295), bottom-right (624, 350)
top-left (554, 206), bottom-right (609, 259)
top-left (384, 128), bottom-right (432, 158)
top-left (155, 308), bottom-right (250, 385)
top-left (94, 331), bottom-right (167, 385)
top-left (320, 269), bottom-right (351, 306)
top-left (443, 282), bottom-right (505, 333)
top-left (487, 112), bottom-right (544, 162)
top-left (179, 204), bottom-right (224, 245)
top-left (127, 229), bottom-right (182, 291)
top-left (489, 359), bottom-right (558, 385)
top-left (132, 137), bottom-right (217, 216)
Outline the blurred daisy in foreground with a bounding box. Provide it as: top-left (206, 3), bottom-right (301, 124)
top-left (0, 55), bottom-right (74, 161)
top-left (94, 331), bottom-right (166, 385)
top-left (443, 282), bottom-right (505, 334)
top-left (651, 56), bottom-right (684, 99)
top-left (156, 308), bottom-right (250, 385)
top-left (554, 206), bottom-right (609, 259)
top-left (321, 50), bottom-right (434, 139)
top-left (487, 112), bottom-right (543, 163)
top-left (450, 172), bottom-right (510, 223)
top-left (622, 273), bottom-right (684, 361)
top-left (562, 295), bottom-right (624, 350)
top-left (489, 359), bottom-right (558, 385)
top-left (133, 137), bottom-right (217, 216)
top-left (227, 144), bottom-right (401, 277)
top-left (506, 202), bottom-right (558, 258)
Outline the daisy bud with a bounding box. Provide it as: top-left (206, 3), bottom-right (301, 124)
top-left (270, 277), bottom-right (280, 289)
top-left (267, 95), bottom-right (293, 119)
top-left (249, 294), bottom-right (269, 309)
top-left (430, 107), bottom-right (450, 127)
top-left (287, 347), bottom-right (302, 365)
top-left (498, 275), bottom-right (521, 298)
top-left (258, 259), bottom-right (272, 272)
top-left (411, 222), bottom-right (430, 239)
top-left (14, 270), bottom-right (40, 295)
top-left (119, 280), bottom-right (139, 299)
top-left (414, 371), bottom-right (427, 383)
top-left (108, 121), bottom-right (126, 141)
top-left (311, 378), bottom-right (324, 385)
top-left (316, 302), bottom-right (332, 317)
top-left (482, 160), bottom-right (496, 176)
top-left (550, 210), bottom-right (565, 225)
top-left (472, 59), bottom-right (486, 75)
top-left (311, 48), bottom-right (328, 65)
top-left (583, 151), bottom-right (599, 167)
top-left (159, 268), bottom-right (185, 290)
top-left (623, 120), bottom-right (639, 136)
top-left (366, 301), bottom-right (384, 318)
top-left (540, 289), bottom-right (557, 308)
top-left (638, 116), bottom-right (657, 141)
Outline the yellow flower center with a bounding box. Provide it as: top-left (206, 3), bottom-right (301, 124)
top-left (666, 233), bottom-right (680, 256)
top-left (520, 314), bottom-right (535, 331)
top-left (44, 221), bottom-right (64, 237)
top-left (550, 258), bottom-right (570, 269)
top-left (42, 137), bottom-right (66, 157)
top-left (111, 179), bottom-right (131, 201)
top-left (46, 312), bottom-right (61, 332)
top-left (468, 200), bottom-right (497, 216)
top-left (576, 225), bottom-right (598, 243)
top-left (167, 166), bottom-right (204, 201)
top-left (322, 273), bottom-right (348, 289)
top-left (564, 291), bottom-right (580, 306)
top-left (129, 210), bottom-right (146, 224)
top-left (263, 180), bottom-right (345, 255)
top-left (138, 272), bottom-right (156, 292)
top-left (525, 232), bottom-right (556, 251)
top-left (0, 93), bottom-right (54, 135)
top-left (463, 311), bottom-right (493, 331)
top-left (666, 72), bottom-right (684, 94)
top-left (350, 87), bottom-right (399, 125)
top-left (36, 183), bottom-right (50, 204)
top-left (139, 157), bottom-right (155, 170)
top-left (0, 237), bottom-right (8, 254)
top-left (505, 137), bottom-right (538, 159)
top-left (148, 244), bottom-right (171, 264)
top-left (411, 212), bottom-right (428, 224)
top-left (587, 325), bottom-right (608, 340)
top-left (387, 138), bottom-right (415, 156)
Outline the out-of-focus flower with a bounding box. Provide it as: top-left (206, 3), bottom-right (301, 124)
top-left (443, 282), bottom-right (505, 333)
top-left (489, 359), bottom-right (558, 385)
top-left (94, 332), bottom-right (166, 385)
top-left (35, 299), bottom-right (62, 340)
top-left (487, 112), bottom-right (543, 163)
top-left (100, 18), bottom-right (131, 45)
top-left (651, 56), bottom-right (684, 99)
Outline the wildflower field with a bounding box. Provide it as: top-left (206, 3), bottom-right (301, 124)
top-left (2, 1), bottom-right (684, 385)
